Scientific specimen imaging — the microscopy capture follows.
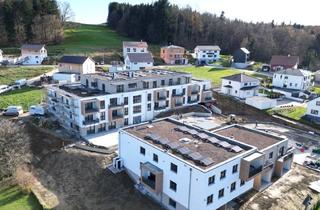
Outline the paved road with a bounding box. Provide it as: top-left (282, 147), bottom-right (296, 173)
top-left (27, 68), bottom-right (58, 85)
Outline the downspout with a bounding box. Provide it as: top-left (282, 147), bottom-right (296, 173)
top-left (188, 168), bottom-right (192, 210)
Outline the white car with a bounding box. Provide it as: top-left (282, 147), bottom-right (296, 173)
top-left (12, 79), bottom-right (27, 89)
top-left (0, 85), bottom-right (10, 94)
top-left (3, 106), bottom-right (23, 116)
top-left (29, 105), bottom-right (45, 116)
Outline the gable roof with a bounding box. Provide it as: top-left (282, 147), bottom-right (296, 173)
top-left (275, 68), bottom-right (311, 77)
top-left (126, 53), bottom-right (154, 63)
top-left (162, 45), bottom-right (185, 49)
top-left (270, 55), bottom-right (299, 67)
top-left (194, 45), bottom-right (221, 51)
top-left (21, 44), bottom-right (45, 51)
top-left (59, 56), bottom-right (92, 64)
top-left (222, 73), bottom-right (260, 83)
top-left (123, 41), bottom-right (148, 48)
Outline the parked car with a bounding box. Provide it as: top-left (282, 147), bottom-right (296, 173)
top-left (3, 106), bottom-right (23, 116)
top-left (29, 105), bottom-right (45, 116)
top-left (0, 85), bottom-right (11, 94)
top-left (12, 78), bottom-right (27, 89)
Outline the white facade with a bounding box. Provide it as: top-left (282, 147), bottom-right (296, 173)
top-left (21, 45), bottom-right (47, 65)
top-left (124, 55), bottom-right (153, 71)
top-left (119, 124), bottom-right (255, 210)
top-left (245, 96), bottom-right (277, 110)
top-left (272, 69), bottom-right (313, 91)
top-left (194, 46), bottom-right (221, 64)
top-left (221, 76), bottom-right (260, 99)
top-left (0, 49), bottom-right (3, 62)
top-left (52, 73), bottom-right (78, 84)
top-left (306, 97), bottom-right (320, 120)
top-left (58, 58), bottom-right (95, 75)
top-left (123, 41), bottom-right (148, 57)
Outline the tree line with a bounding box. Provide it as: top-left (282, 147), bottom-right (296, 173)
top-left (107, 0), bottom-right (320, 70)
top-left (0, 0), bottom-right (64, 46)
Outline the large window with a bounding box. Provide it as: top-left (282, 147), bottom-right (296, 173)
top-left (147, 93), bottom-right (151, 101)
top-left (100, 100), bottom-right (105, 109)
top-left (133, 105), bottom-right (141, 114)
top-left (311, 109), bottom-right (319, 115)
top-left (128, 83), bottom-right (137, 89)
top-left (170, 163), bottom-right (178, 173)
top-left (133, 116), bottom-right (141, 124)
top-left (170, 180), bottom-right (177, 191)
top-left (133, 95), bottom-right (141, 103)
top-left (169, 198), bottom-right (176, 208)
top-left (124, 97), bottom-right (128, 105)
top-left (116, 85), bottom-right (124, 93)
top-left (147, 103), bottom-right (151, 111)
top-left (100, 112), bottom-right (105, 121)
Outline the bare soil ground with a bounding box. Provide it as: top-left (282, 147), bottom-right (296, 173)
top-left (240, 164), bottom-right (320, 210)
top-left (22, 120), bottom-right (163, 210)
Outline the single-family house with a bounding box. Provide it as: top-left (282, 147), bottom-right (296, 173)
top-left (314, 70), bottom-right (320, 84)
top-left (160, 45), bottom-right (188, 65)
top-left (124, 53), bottom-right (154, 71)
top-left (305, 97), bottom-right (320, 123)
top-left (272, 69), bottom-right (313, 91)
top-left (232, 48), bottom-right (250, 69)
top-left (123, 41), bottom-right (148, 57)
top-left (0, 49), bottom-right (3, 63)
top-left (53, 56), bottom-right (95, 83)
top-left (270, 55), bottom-right (299, 71)
top-left (194, 45), bottom-right (220, 64)
top-left (20, 44), bottom-right (47, 65)
top-left (221, 73), bottom-right (260, 99)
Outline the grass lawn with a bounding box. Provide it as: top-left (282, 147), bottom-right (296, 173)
top-left (0, 87), bottom-right (45, 111)
top-left (0, 67), bottom-right (53, 85)
top-left (267, 106), bottom-right (307, 121)
top-left (311, 86), bottom-right (320, 94)
top-left (168, 66), bottom-right (266, 86)
top-left (0, 185), bottom-right (42, 210)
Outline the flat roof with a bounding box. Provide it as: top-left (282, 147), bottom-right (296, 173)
top-left (214, 125), bottom-right (284, 150)
top-left (58, 84), bottom-right (105, 97)
top-left (124, 119), bottom-right (252, 169)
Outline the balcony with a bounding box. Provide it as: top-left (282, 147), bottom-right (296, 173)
top-left (191, 89), bottom-right (199, 95)
top-left (172, 92), bottom-right (184, 97)
top-left (175, 102), bottom-right (183, 107)
top-left (85, 107), bottom-right (99, 114)
top-left (140, 162), bottom-right (163, 194)
top-left (157, 95), bottom-right (167, 101)
top-left (112, 113), bottom-right (124, 120)
top-left (83, 119), bottom-right (99, 126)
top-left (249, 165), bottom-right (263, 177)
top-left (154, 105), bottom-right (166, 111)
top-left (109, 102), bottom-right (124, 109)
top-left (240, 152), bottom-right (264, 181)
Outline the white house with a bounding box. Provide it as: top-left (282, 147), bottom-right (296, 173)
top-left (0, 49), bottom-right (3, 63)
top-left (20, 44), bottom-right (47, 65)
top-left (306, 97), bottom-right (320, 122)
top-left (114, 118), bottom-right (293, 210)
top-left (245, 96), bottom-right (277, 110)
top-left (194, 45), bottom-right (221, 64)
top-left (123, 41), bottom-right (148, 57)
top-left (221, 73), bottom-right (260, 99)
top-left (125, 53), bottom-right (154, 71)
top-left (272, 69), bottom-right (313, 91)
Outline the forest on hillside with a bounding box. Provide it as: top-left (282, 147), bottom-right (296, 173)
top-left (0, 0), bottom-right (64, 46)
top-left (107, 0), bottom-right (320, 70)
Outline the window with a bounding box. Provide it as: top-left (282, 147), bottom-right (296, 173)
top-left (100, 112), bottom-right (105, 120)
top-left (133, 105), bottom-right (141, 114)
top-left (269, 152), bottom-right (273, 159)
top-left (140, 147), bottom-right (145, 155)
top-left (147, 103), bottom-right (151, 111)
top-left (177, 78), bottom-right (181, 85)
top-left (153, 81), bottom-right (157, 88)
top-left (87, 126), bottom-right (95, 135)
top-left (316, 101), bottom-right (320, 106)
top-left (100, 101), bottom-right (105, 109)
top-left (311, 109), bottom-right (319, 115)
top-left (143, 82), bottom-right (149, 89)
top-left (218, 189), bottom-right (224, 198)
top-left (124, 97), bottom-right (128, 105)
top-left (207, 194), bottom-right (213, 205)
top-left (230, 182), bottom-right (236, 192)
top-left (170, 180), bottom-right (177, 191)
top-left (127, 48), bottom-right (130, 52)
top-left (279, 146), bottom-right (285, 156)
top-left (129, 83), bottom-right (137, 88)
top-left (133, 95), bottom-right (141, 103)
top-left (220, 170), bottom-right (226, 179)
top-left (116, 85), bottom-right (124, 93)
top-left (109, 121), bottom-right (116, 129)
top-left (208, 175), bottom-right (215, 185)
top-left (170, 163), bottom-right (177, 173)
top-left (169, 198), bottom-right (176, 208)
top-left (147, 93), bottom-right (151, 101)
top-left (161, 80), bottom-right (165, 86)
top-left (133, 116), bottom-right (141, 124)
top-left (124, 118), bottom-right (129, 125)
top-left (102, 84), bottom-right (105, 92)
top-left (169, 79), bottom-right (173, 85)
top-left (240, 180), bottom-right (245, 186)
top-left (98, 123), bottom-right (106, 132)
top-left (153, 154), bottom-right (158, 162)
top-left (124, 107), bottom-right (128, 115)
top-left (232, 164), bottom-right (238, 174)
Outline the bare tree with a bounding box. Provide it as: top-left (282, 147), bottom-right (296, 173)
top-left (59, 1), bottom-right (74, 26)
top-left (0, 120), bottom-right (31, 178)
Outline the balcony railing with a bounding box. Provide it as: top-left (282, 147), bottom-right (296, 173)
top-left (172, 92), bottom-right (184, 97)
top-left (204, 96), bottom-right (213, 101)
top-left (85, 107), bottom-right (99, 113)
top-left (249, 165), bottom-right (263, 178)
top-left (154, 106), bottom-right (166, 111)
top-left (109, 103), bottom-right (124, 109)
top-left (191, 89), bottom-right (199, 94)
top-left (175, 102), bottom-right (183, 107)
top-left (188, 98), bottom-right (198, 104)
top-left (142, 177), bottom-right (156, 190)
top-left (157, 95), bottom-right (167, 100)
top-left (83, 119), bottom-right (99, 126)
top-left (112, 114), bottom-right (124, 120)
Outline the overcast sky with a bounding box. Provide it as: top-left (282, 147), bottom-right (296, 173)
top-left (66, 0), bottom-right (320, 26)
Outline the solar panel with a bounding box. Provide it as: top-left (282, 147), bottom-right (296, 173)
top-left (177, 147), bottom-right (192, 155)
top-left (230, 145), bottom-right (244, 153)
top-left (188, 152), bottom-right (204, 161)
top-left (145, 133), bottom-right (161, 141)
top-left (200, 157), bottom-right (215, 166)
top-left (167, 142), bottom-right (181, 149)
top-left (208, 137), bottom-right (220, 144)
top-left (187, 129), bottom-right (198, 135)
top-left (158, 138), bottom-right (170, 145)
top-left (176, 126), bottom-right (189, 132)
top-left (196, 133), bottom-right (209, 139)
top-left (218, 141), bottom-right (231, 148)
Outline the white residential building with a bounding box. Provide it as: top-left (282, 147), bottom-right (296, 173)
top-left (20, 44), bottom-right (47, 65)
top-left (47, 69), bottom-right (213, 138)
top-left (221, 74), bottom-right (260, 99)
top-left (194, 45), bottom-right (221, 64)
top-left (306, 97), bottom-right (320, 122)
top-left (124, 53), bottom-right (154, 71)
top-left (0, 49), bottom-right (3, 63)
top-left (116, 118), bottom-right (293, 210)
top-left (272, 69), bottom-right (313, 91)
top-left (123, 41), bottom-right (148, 57)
